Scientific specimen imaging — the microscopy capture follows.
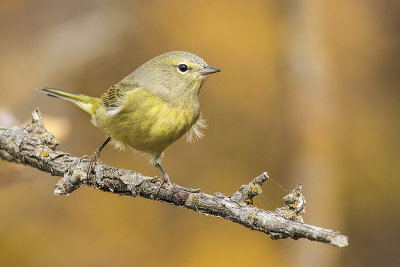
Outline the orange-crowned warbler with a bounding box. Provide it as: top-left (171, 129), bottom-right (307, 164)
top-left (38, 51), bottom-right (220, 184)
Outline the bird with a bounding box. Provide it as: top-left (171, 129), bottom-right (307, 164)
top-left (37, 51), bottom-right (221, 184)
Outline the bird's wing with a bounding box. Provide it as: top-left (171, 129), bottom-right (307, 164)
top-left (101, 84), bottom-right (124, 108)
top-left (100, 80), bottom-right (138, 109)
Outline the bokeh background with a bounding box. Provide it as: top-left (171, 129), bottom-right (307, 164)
top-left (0, 0), bottom-right (399, 266)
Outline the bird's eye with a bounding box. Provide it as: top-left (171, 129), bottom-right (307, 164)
top-left (177, 64), bottom-right (188, 73)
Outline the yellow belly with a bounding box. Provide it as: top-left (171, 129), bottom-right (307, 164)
top-left (93, 88), bottom-right (200, 155)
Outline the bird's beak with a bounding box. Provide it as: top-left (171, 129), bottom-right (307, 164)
top-left (199, 65), bottom-right (221, 75)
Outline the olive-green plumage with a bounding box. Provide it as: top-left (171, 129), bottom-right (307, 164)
top-left (38, 51), bottom-right (220, 175)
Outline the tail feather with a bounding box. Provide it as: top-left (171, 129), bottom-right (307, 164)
top-left (37, 87), bottom-right (100, 115)
top-left (37, 87), bottom-right (83, 101)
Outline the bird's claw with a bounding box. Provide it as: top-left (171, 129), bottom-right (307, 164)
top-left (154, 174), bottom-right (170, 194)
top-left (79, 155), bottom-right (91, 163)
top-left (86, 151), bottom-right (101, 178)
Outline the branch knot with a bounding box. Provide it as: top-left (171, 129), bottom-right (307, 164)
top-left (231, 172), bottom-right (269, 204)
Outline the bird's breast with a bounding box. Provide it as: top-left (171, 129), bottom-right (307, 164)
top-left (95, 88), bottom-right (200, 154)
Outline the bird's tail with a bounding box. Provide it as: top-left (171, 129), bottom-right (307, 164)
top-left (37, 87), bottom-right (100, 115)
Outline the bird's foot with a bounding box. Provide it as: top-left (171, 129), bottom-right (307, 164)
top-left (86, 151), bottom-right (101, 178)
top-left (79, 155), bottom-right (91, 163)
top-left (153, 173), bottom-right (170, 194)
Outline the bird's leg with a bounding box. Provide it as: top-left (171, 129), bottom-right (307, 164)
top-left (154, 162), bottom-right (171, 193)
top-left (155, 162), bottom-right (170, 181)
top-left (86, 137), bottom-right (111, 177)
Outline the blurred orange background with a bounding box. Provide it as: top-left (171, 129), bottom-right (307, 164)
top-left (0, 0), bottom-right (399, 266)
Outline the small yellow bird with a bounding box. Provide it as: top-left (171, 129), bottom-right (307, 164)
top-left (38, 51), bottom-right (220, 182)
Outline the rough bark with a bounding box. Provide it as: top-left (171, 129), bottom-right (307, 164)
top-left (0, 109), bottom-right (348, 247)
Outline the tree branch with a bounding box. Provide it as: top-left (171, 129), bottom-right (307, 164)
top-left (0, 108), bottom-right (348, 247)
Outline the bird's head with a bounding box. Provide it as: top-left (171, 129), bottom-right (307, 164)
top-left (131, 51), bottom-right (221, 102)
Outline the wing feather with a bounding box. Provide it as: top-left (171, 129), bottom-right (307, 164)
top-left (101, 84), bottom-right (123, 108)
top-left (101, 79), bottom-right (138, 115)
